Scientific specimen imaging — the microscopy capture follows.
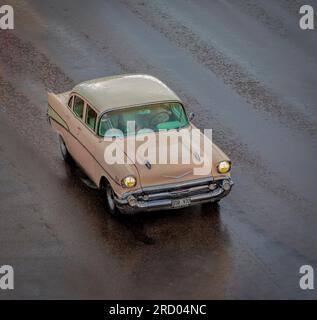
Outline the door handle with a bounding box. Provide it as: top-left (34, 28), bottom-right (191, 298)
top-left (77, 126), bottom-right (81, 131)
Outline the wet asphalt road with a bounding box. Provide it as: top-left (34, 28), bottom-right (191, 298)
top-left (0, 0), bottom-right (317, 299)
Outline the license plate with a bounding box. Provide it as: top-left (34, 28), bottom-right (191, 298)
top-left (172, 198), bottom-right (191, 208)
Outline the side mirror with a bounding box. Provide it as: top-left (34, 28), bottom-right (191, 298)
top-left (188, 112), bottom-right (195, 121)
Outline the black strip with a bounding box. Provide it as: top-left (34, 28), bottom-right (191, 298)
top-left (0, 300), bottom-right (315, 319)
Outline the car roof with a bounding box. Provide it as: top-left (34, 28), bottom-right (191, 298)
top-left (71, 74), bottom-right (181, 113)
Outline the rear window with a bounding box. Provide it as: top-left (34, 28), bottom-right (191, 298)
top-left (73, 96), bottom-right (84, 119)
top-left (86, 105), bottom-right (97, 131)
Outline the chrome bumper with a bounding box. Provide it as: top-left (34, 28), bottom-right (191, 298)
top-left (115, 177), bottom-right (233, 214)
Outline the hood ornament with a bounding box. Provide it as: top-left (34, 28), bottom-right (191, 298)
top-left (161, 170), bottom-right (192, 179)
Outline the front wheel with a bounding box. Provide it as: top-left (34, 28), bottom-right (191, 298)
top-left (103, 183), bottom-right (120, 216)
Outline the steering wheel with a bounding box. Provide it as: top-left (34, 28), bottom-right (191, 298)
top-left (149, 111), bottom-right (170, 127)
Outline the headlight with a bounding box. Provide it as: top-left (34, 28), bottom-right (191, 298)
top-left (217, 161), bottom-right (231, 174)
top-left (121, 176), bottom-right (137, 188)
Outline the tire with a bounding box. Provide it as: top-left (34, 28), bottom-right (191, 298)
top-left (59, 136), bottom-right (72, 163)
top-left (102, 182), bottom-right (120, 216)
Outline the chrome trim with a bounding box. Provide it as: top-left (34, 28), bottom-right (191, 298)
top-left (146, 184), bottom-right (210, 200)
top-left (115, 180), bottom-right (233, 213)
top-left (161, 170), bottom-right (192, 179)
top-left (122, 176), bottom-right (215, 198)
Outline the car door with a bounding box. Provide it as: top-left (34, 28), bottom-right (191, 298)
top-left (77, 103), bottom-right (100, 183)
top-left (66, 95), bottom-right (90, 172)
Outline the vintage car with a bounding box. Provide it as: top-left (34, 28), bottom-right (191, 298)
top-left (47, 74), bottom-right (233, 215)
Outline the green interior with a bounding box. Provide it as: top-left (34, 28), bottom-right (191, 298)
top-left (156, 121), bottom-right (182, 130)
top-left (99, 102), bottom-right (189, 136)
top-left (73, 100), bottom-right (84, 118)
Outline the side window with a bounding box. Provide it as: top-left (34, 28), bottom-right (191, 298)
top-left (85, 105), bottom-right (97, 131)
top-left (99, 115), bottom-right (113, 136)
top-left (68, 96), bottom-right (74, 108)
top-left (73, 96), bottom-right (84, 119)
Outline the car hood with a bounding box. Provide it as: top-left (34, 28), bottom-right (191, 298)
top-left (110, 126), bottom-right (230, 188)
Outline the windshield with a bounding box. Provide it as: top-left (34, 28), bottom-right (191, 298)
top-left (98, 102), bottom-right (189, 136)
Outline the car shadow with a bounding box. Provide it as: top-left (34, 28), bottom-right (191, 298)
top-left (62, 161), bottom-right (230, 250)
top-left (115, 202), bottom-right (221, 244)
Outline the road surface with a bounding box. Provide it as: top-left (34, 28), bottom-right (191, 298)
top-left (0, 0), bottom-right (316, 299)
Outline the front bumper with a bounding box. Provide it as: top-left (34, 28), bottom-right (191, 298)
top-left (115, 177), bottom-right (233, 214)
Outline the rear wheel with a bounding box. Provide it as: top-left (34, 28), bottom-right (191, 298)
top-left (59, 136), bottom-right (72, 162)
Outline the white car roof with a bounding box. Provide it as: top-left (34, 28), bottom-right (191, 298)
top-left (72, 74), bottom-right (181, 112)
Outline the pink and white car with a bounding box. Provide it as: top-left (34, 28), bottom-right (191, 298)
top-left (47, 74), bottom-right (233, 215)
